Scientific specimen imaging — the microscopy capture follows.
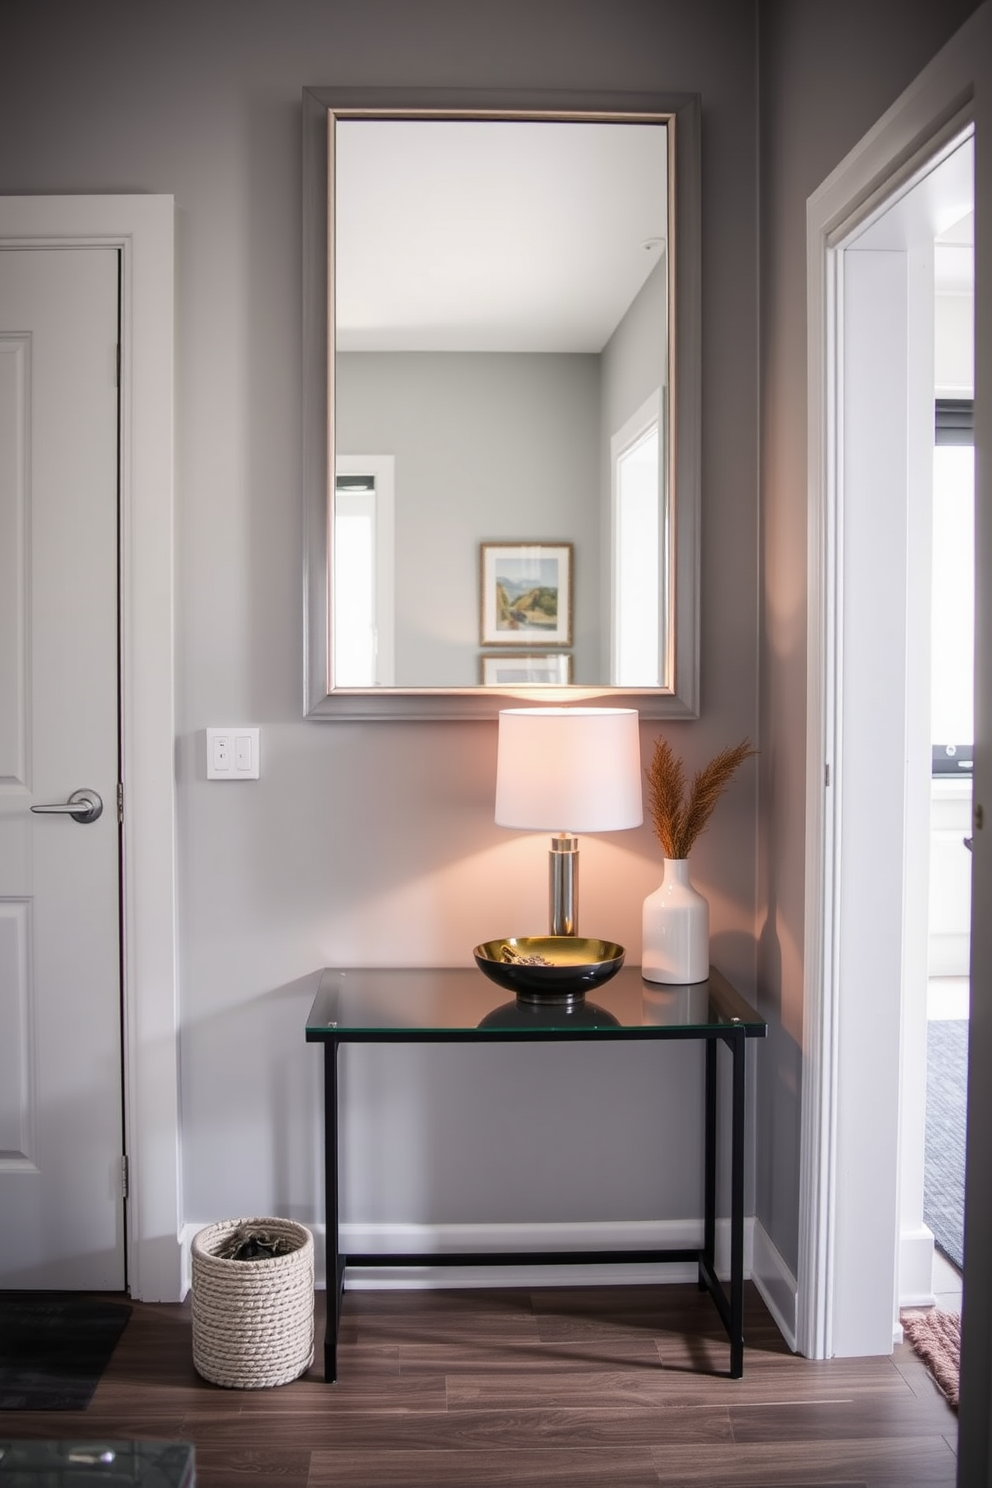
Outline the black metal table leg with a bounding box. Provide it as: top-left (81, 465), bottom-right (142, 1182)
top-left (728, 1024), bottom-right (746, 1379)
top-left (703, 1035), bottom-right (717, 1288)
top-left (323, 1038), bottom-right (341, 1382)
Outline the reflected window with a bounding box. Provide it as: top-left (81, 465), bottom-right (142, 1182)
top-left (333, 456), bottom-right (395, 686)
top-left (612, 394), bottom-right (661, 685)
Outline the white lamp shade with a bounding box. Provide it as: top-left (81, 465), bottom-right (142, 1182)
top-left (494, 707), bottom-right (643, 833)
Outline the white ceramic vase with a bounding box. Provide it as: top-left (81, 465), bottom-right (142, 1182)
top-left (642, 858), bottom-right (709, 984)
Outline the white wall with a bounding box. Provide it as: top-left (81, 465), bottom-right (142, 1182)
top-left (0, 0), bottom-right (760, 1263)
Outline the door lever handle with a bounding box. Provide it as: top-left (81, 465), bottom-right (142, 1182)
top-left (30, 788), bottom-right (104, 824)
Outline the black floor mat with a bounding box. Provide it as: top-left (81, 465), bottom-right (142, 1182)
top-left (0, 1294), bottom-right (130, 1410)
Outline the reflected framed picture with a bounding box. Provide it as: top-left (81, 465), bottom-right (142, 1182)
top-left (480, 542), bottom-right (572, 646)
top-left (480, 652), bottom-right (573, 686)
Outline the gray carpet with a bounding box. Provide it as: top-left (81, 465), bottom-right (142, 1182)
top-left (924, 1019), bottom-right (968, 1271)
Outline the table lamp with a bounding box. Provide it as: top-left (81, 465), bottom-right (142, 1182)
top-left (494, 707), bottom-right (643, 936)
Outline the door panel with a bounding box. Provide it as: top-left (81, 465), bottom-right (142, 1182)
top-left (0, 246), bottom-right (124, 1288)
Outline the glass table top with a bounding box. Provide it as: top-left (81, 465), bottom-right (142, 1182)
top-left (305, 965), bottom-right (766, 1040)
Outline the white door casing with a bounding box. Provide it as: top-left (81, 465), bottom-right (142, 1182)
top-left (805, 134), bottom-right (973, 1348)
top-left (825, 137), bottom-right (970, 1341)
top-left (804, 102), bottom-right (976, 1353)
top-left (0, 196), bottom-right (181, 1300)
top-left (830, 225), bottom-right (946, 1347)
top-left (0, 246), bottom-right (124, 1287)
top-left (803, 11), bottom-right (992, 1479)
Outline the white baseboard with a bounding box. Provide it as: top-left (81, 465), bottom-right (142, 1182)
top-left (929, 933), bottom-right (970, 978)
top-left (751, 1219), bottom-right (798, 1351)
top-left (182, 1217), bottom-right (759, 1293)
top-left (340, 1219), bottom-right (706, 1289)
top-left (181, 1216), bottom-right (771, 1295)
top-left (898, 1223), bottom-right (936, 1309)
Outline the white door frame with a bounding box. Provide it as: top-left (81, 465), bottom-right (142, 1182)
top-left (0, 196), bottom-right (181, 1301)
top-left (802, 7), bottom-right (992, 1475)
top-left (814, 142), bottom-right (975, 1345)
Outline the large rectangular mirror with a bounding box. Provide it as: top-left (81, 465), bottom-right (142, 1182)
top-left (303, 87), bottom-right (700, 720)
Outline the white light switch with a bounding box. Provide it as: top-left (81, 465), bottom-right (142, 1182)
top-left (207, 727), bottom-right (260, 780)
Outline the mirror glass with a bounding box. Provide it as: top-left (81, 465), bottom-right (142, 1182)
top-left (303, 91), bottom-right (700, 719)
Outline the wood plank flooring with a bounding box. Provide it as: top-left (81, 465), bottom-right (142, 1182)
top-left (0, 1283), bottom-right (958, 1487)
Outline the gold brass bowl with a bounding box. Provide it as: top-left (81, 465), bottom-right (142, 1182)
top-left (473, 936), bottom-right (625, 1002)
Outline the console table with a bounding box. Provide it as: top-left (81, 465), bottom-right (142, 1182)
top-left (306, 965), bottom-right (766, 1381)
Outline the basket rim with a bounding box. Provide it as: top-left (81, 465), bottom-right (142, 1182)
top-left (192, 1217), bottom-right (313, 1264)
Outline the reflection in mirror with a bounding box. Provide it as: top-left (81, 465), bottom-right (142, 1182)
top-left (333, 456), bottom-right (395, 686)
top-left (612, 393), bottom-right (662, 685)
top-left (302, 89), bottom-right (700, 720)
top-left (336, 119), bottom-right (665, 689)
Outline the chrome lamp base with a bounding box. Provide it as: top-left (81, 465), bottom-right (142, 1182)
top-left (549, 833), bottom-right (579, 936)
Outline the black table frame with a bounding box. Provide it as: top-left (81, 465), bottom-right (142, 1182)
top-left (306, 967), bottom-right (764, 1382)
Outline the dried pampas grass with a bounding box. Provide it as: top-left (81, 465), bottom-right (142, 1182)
top-left (647, 737), bottom-right (756, 860)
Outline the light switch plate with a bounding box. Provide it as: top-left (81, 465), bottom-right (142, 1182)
top-left (207, 727), bottom-right (260, 780)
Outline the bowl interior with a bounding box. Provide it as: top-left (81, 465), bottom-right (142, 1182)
top-left (473, 936), bottom-right (625, 998)
top-left (475, 936), bottom-right (624, 969)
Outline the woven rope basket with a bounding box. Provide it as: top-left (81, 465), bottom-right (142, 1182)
top-left (191, 1216), bottom-right (315, 1389)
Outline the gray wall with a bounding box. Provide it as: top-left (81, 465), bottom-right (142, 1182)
top-left (601, 256), bottom-right (668, 437)
top-left (756, 0), bottom-right (983, 1275)
top-left (1, 1), bottom-right (759, 1245)
top-left (6, 0), bottom-right (982, 1291)
top-left (336, 351), bottom-right (601, 684)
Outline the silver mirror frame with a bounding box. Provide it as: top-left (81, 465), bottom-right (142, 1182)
top-left (303, 86), bottom-right (701, 720)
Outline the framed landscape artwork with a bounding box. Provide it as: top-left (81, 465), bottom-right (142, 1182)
top-left (480, 652), bottom-right (573, 686)
top-left (479, 542), bottom-right (573, 646)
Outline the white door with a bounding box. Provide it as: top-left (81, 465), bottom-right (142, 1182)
top-left (0, 245), bottom-right (125, 1288)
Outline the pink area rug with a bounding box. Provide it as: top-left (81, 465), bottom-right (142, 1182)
top-left (902, 1308), bottom-right (961, 1408)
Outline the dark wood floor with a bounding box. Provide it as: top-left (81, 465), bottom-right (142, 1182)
top-left (0, 1283), bottom-right (958, 1487)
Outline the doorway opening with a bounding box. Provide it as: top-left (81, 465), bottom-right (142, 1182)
top-left (925, 380), bottom-right (974, 1303)
top-left (800, 116), bottom-right (974, 1359)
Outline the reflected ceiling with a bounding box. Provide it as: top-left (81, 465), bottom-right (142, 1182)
top-left (335, 119), bottom-right (668, 353)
